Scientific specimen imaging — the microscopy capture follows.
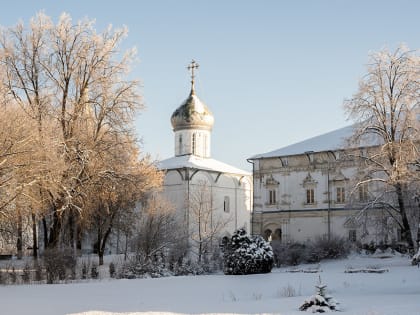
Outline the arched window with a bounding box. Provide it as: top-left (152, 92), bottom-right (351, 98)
top-left (203, 134), bottom-right (207, 156)
top-left (192, 133), bottom-right (196, 155)
top-left (178, 134), bottom-right (183, 155)
top-left (224, 196), bottom-right (230, 213)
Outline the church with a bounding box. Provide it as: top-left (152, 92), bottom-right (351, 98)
top-left (158, 61), bottom-right (252, 257)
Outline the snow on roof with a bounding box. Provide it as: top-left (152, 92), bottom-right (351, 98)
top-left (250, 125), bottom-right (356, 159)
top-left (158, 154), bottom-right (250, 176)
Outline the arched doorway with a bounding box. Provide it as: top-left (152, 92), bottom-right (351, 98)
top-left (273, 228), bottom-right (282, 242)
top-left (264, 229), bottom-right (273, 241)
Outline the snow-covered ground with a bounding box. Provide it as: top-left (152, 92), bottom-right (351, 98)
top-left (1, 253), bottom-right (419, 315)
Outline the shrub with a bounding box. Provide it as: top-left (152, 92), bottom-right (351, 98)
top-left (109, 262), bottom-right (116, 278)
top-left (34, 261), bottom-right (43, 282)
top-left (43, 247), bottom-right (76, 284)
top-left (307, 236), bottom-right (351, 262)
top-left (272, 236), bottom-right (350, 267)
top-left (171, 259), bottom-right (201, 276)
top-left (91, 263), bottom-right (99, 279)
top-left (118, 254), bottom-right (170, 279)
top-left (272, 241), bottom-right (308, 267)
top-left (223, 228), bottom-right (273, 275)
top-left (0, 270), bottom-right (4, 285)
top-left (21, 263), bottom-right (31, 283)
top-left (9, 267), bottom-right (17, 284)
top-left (81, 261), bottom-right (88, 279)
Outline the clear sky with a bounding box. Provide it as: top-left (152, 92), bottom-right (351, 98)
top-left (1, 1), bottom-right (419, 170)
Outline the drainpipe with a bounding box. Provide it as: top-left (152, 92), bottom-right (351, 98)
top-left (246, 158), bottom-right (255, 235)
top-left (327, 163), bottom-right (331, 241)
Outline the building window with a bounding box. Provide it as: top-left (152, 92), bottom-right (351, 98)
top-left (358, 183), bottom-right (368, 202)
top-left (178, 135), bottom-right (183, 155)
top-left (268, 190), bottom-right (276, 205)
top-left (192, 133), bottom-right (196, 155)
top-left (336, 187), bottom-right (345, 203)
top-left (349, 229), bottom-right (357, 242)
top-left (306, 188), bottom-right (315, 204)
top-left (223, 196), bottom-right (230, 213)
top-left (203, 134), bottom-right (207, 156)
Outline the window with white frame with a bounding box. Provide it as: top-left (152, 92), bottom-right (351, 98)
top-left (306, 188), bottom-right (315, 204)
top-left (336, 187), bottom-right (345, 203)
top-left (358, 183), bottom-right (368, 202)
top-left (268, 189), bottom-right (276, 205)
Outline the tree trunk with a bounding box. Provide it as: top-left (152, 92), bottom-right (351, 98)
top-left (395, 183), bottom-right (414, 250)
top-left (124, 232), bottom-right (128, 261)
top-left (42, 217), bottom-right (48, 249)
top-left (97, 225), bottom-right (113, 266)
top-left (16, 211), bottom-right (23, 259)
top-left (47, 210), bottom-right (61, 248)
top-left (32, 212), bottom-right (38, 259)
top-left (98, 250), bottom-right (104, 266)
top-left (69, 210), bottom-right (75, 249)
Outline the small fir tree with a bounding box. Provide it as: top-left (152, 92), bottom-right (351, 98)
top-left (299, 276), bottom-right (339, 312)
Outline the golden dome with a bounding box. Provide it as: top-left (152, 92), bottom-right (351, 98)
top-left (171, 87), bottom-right (214, 131)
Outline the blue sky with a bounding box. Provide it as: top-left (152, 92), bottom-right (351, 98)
top-left (1, 1), bottom-right (419, 170)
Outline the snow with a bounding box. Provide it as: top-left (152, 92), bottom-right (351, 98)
top-left (158, 154), bottom-right (250, 176)
top-left (249, 124), bottom-right (382, 159)
top-left (1, 253), bottom-right (419, 315)
top-left (250, 125), bottom-right (355, 159)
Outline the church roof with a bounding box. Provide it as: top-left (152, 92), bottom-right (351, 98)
top-left (170, 88), bottom-right (214, 131)
top-left (250, 125), bottom-right (356, 159)
top-left (158, 154), bottom-right (250, 176)
top-left (171, 60), bottom-right (214, 131)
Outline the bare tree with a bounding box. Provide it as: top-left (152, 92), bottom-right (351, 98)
top-left (84, 143), bottom-right (163, 265)
top-left (0, 12), bottom-right (153, 252)
top-left (188, 180), bottom-right (232, 263)
top-left (0, 100), bottom-right (42, 257)
top-left (132, 194), bottom-right (180, 259)
top-left (344, 45), bottom-right (420, 250)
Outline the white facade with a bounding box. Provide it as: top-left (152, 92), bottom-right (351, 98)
top-left (174, 129), bottom-right (211, 158)
top-left (249, 126), bottom-right (401, 245)
top-left (161, 157), bottom-right (252, 237)
top-left (159, 72), bottom-right (252, 255)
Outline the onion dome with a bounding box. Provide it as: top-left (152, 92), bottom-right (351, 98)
top-left (171, 87), bottom-right (214, 131)
top-left (171, 60), bottom-right (214, 131)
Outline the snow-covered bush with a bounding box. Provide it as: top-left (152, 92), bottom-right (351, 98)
top-left (170, 258), bottom-right (207, 276)
top-left (90, 263), bottom-right (99, 279)
top-left (118, 254), bottom-right (170, 279)
top-left (411, 247), bottom-right (420, 266)
top-left (299, 276), bottom-right (339, 312)
top-left (223, 228), bottom-right (273, 275)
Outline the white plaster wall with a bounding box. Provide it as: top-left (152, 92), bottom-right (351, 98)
top-left (161, 169), bottom-right (252, 243)
top-left (174, 129), bottom-right (211, 158)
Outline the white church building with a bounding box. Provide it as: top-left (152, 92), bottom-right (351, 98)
top-left (158, 61), bottom-right (252, 256)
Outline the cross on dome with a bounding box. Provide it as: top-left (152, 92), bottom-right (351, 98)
top-left (187, 59), bottom-right (199, 92)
